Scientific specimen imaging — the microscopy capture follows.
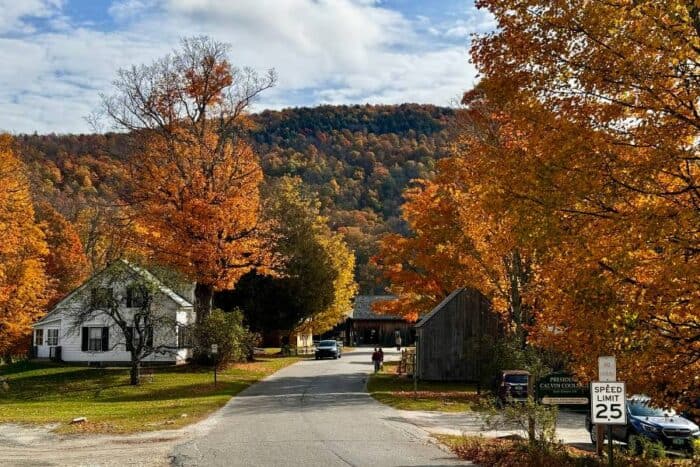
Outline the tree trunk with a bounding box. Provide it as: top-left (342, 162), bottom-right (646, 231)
top-left (130, 359), bottom-right (141, 386)
top-left (195, 282), bottom-right (214, 324)
top-left (528, 414), bottom-right (536, 445)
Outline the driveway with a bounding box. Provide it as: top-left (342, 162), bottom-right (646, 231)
top-left (171, 348), bottom-right (466, 466)
top-left (397, 408), bottom-right (591, 445)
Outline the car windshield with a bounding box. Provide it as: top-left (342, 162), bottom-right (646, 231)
top-left (504, 374), bottom-right (528, 384)
top-left (318, 341), bottom-right (336, 347)
top-left (629, 400), bottom-right (675, 417)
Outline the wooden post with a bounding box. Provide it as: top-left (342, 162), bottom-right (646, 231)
top-left (596, 425), bottom-right (605, 457)
top-left (607, 425), bottom-right (614, 467)
top-left (413, 334), bottom-right (419, 393)
top-left (211, 344), bottom-right (218, 387)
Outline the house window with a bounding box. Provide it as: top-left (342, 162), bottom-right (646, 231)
top-left (91, 287), bottom-right (113, 309)
top-left (88, 327), bottom-right (103, 351)
top-left (126, 286), bottom-right (148, 308)
top-left (47, 329), bottom-right (59, 346)
top-left (177, 325), bottom-right (193, 349)
top-left (35, 329), bottom-right (44, 346)
top-left (82, 327), bottom-right (108, 352)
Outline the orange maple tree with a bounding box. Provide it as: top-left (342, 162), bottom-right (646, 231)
top-left (373, 102), bottom-right (534, 344)
top-left (469, 0), bottom-right (700, 405)
top-left (0, 135), bottom-right (50, 357)
top-left (100, 36), bottom-right (276, 321)
top-left (378, 0), bottom-right (699, 406)
top-left (35, 201), bottom-right (89, 307)
top-left (128, 128), bottom-right (265, 316)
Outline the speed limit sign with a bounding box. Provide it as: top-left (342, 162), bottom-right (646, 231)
top-left (591, 381), bottom-right (627, 425)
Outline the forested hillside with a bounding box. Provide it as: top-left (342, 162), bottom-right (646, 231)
top-left (18, 104), bottom-right (454, 292)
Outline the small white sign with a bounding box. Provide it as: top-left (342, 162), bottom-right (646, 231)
top-left (598, 356), bottom-right (616, 382)
top-left (541, 396), bottom-right (589, 405)
top-left (211, 344), bottom-right (218, 354)
top-left (591, 381), bottom-right (627, 425)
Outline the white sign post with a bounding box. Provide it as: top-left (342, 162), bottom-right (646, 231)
top-left (598, 356), bottom-right (616, 382)
top-left (591, 380), bottom-right (626, 467)
top-left (595, 356), bottom-right (621, 466)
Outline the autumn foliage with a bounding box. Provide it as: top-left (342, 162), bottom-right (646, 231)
top-left (377, 1), bottom-right (700, 407)
top-left (0, 135), bottom-right (50, 356)
top-left (101, 37), bottom-right (276, 321)
top-left (127, 128), bottom-right (266, 296)
top-left (35, 201), bottom-right (88, 307)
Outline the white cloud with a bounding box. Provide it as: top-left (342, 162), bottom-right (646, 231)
top-left (0, 0), bottom-right (484, 133)
top-left (440, 8), bottom-right (498, 39)
top-left (0, 0), bottom-right (64, 34)
top-left (108, 0), bottom-right (151, 22)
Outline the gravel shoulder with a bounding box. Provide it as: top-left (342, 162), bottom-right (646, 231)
top-left (0, 423), bottom-right (184, 466)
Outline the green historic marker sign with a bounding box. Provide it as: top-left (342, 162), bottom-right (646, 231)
top-left (537, 372), bottom-right (589, 410)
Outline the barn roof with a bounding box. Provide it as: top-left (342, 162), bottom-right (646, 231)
top-left (414, 288), bottom-right (464, 328)
top-left (350, 295), bottom-right (403, 320)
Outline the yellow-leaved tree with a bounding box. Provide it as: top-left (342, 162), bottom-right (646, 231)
top-left (0, 135), bottom-right (50, 358)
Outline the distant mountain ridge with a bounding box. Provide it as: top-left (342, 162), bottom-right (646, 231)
top-left (18, 103), bottom-right (454, 292)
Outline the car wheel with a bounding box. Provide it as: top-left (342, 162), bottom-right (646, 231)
top-left (589, 425), bottom-right (597, 445)
top-left (333, 355), bottom-right (338, 359)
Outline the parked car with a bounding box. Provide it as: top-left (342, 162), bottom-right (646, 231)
top-left (586, 395), bottom-right (700, 454)
top-left (495, 370), bottom-right (531, 407)
top-left (681, 398), bottom-right (700, 426)
top-left (315, 340), bottom-right (342, 360)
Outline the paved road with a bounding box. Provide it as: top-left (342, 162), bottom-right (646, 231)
top-left (171, 348), bottom-right (466, 467)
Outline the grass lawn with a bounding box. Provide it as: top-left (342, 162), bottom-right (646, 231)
top-left (367, 361), bottom-right (489, 412)
top-left (0, 352), bottom-right (301, 434)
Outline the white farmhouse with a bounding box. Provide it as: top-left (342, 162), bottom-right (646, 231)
top-left (31, 260), bottom-right (196, 365)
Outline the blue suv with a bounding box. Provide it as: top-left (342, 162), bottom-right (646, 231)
top-left (587, 396), bottom-right (700, 454)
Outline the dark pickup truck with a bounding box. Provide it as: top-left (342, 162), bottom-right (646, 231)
top-left (495, 370), bottom-right (531, 407)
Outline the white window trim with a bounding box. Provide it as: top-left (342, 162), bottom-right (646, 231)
top-left (88, 327), bottom-right (103, 352)
top-left (46, 328), bottom-right (59, 346)
top-left (34, 329), bottom-right (44, 346)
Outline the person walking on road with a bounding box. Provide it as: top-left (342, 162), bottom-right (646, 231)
top-left (372, 348), bottom-right (381, 373)
top-left (378, 348), bottom-right (384, 370)
top-left (395, 334), bottom-right (402, 351)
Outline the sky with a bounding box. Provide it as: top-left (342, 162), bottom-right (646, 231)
top-left (0, 0), bottom-right (495, 134)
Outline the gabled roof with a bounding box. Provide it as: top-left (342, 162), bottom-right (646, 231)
top-left (33, 260), bottom-right (193, 326)
top-left (125, 262), bottom-right (193, 308)
top-left (414, 288), bottom-right (464, 329)
top-left (350, 295), bottom-right (404, 321)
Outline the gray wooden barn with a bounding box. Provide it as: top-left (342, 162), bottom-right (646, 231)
top-left (414, 287), bottom-right (501, 381)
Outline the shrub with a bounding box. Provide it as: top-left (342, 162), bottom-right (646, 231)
top-left (485, 397), bottom-right (558, 449)
top-left (692, 439), bottom-right (700, 459)
top-left (195, 309), bottom-right (260, 365)
top-left (447, 435), bottom-right (603, 467)
top-left (627, 436), bottom-right (666, 460)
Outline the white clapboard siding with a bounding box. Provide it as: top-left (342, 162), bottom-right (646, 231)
top-left (32, 261), bottom-right (195, 364)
